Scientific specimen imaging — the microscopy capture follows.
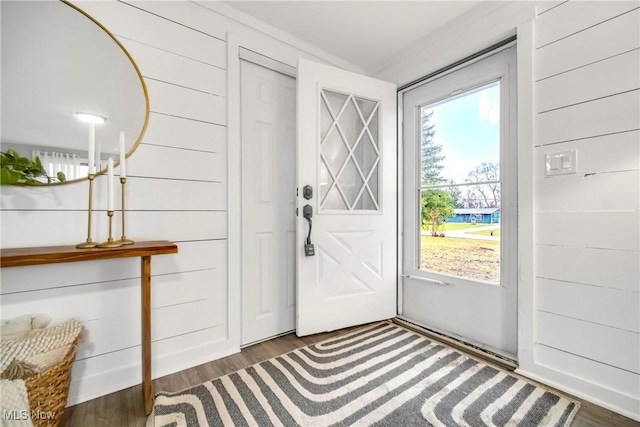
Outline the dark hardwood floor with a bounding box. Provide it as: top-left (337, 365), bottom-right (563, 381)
top-left (61, 326), bottom-right (639, 427)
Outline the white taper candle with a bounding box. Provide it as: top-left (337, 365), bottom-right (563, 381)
top-left (95, 139), bottom-right (101, 172)
top-left (119, 131), bottom-right (126, 178)
top-left (107, 158), bottom-right (114, 211)
top-left (88, 123), bottom-right (95, 175)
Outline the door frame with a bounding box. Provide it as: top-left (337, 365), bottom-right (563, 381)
top-left (238, 57), bottom-right (297, 346)
top-left (227, 32), bottom-right (365, 352)
top-left (395, 26), bottom-right (535, 367)
top-left (228, 35), bottom-right (299, 351)
top-left (397, 40), bottom-right (519, 359)
top-left (227, 23), bottom-right (536, 368)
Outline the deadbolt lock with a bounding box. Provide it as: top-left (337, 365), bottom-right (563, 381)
top-left (303, 185), bottom-right (313, 200)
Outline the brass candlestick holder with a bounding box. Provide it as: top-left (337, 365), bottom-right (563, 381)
top-left (98, 211), bottom-right (123, 248)
top-left (76, 174), bottom-right (98, 249)
top-left (117, 177), bottom-right (134, 245)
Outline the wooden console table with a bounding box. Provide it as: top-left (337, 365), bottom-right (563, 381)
top-left (0, 240), bottom-right (178, 415)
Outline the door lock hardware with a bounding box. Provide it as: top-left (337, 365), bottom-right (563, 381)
top-left (303, 204), bottom-right (312, 219)
top-left (303, 185), bottom-right (313, 200)
top-left (304, 242), bottom-right (315, 256)
top-left (303, 204), bottom-right (314, 256)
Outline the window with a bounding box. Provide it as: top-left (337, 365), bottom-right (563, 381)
top-left (402, 46), bottom-right (517, 288)
top-left (419, 81), bottom-right (501, 283)
top-left (319, 89), bottom-right (380, 211)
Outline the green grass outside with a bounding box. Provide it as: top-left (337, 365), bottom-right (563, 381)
top-left (438, 223), bottom-right (487, 231)
top-left (424, 223), bottom-right (500, 232)
top-left (469, 228), bottom-right (501, 237)
top-left (420, 235), bottom-right (500, 283)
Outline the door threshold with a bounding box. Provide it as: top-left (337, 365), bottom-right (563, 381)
top-left (240, 329), bottom-right (296, 349)
top-left (392, 318), bottom-right (518, 371)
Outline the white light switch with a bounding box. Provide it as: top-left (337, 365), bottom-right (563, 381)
top-left (545, 149), bottom-right (577, 176)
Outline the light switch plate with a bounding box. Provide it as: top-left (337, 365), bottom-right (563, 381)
top-left (545, 149), bottom-right (577, 176)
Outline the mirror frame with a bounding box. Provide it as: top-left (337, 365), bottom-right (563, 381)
top-left (16, 0), bottom-right (150, 186)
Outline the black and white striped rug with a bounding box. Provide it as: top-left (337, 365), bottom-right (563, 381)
top-left (152, 322), bottom-right (579, 426)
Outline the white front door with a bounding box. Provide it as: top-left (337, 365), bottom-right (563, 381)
top-left (296, 59), bottom-right (397, 336)
top-left (401, 46), bottom-right (517, 358)
top-left (241, 59), bottom-right (296, 345)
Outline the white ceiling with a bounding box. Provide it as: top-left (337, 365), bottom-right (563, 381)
top-left (223, 1), bottom-right (483, 72)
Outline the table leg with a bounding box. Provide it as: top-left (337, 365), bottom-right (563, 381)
top-left (142, 256), bottom-right (152, 415)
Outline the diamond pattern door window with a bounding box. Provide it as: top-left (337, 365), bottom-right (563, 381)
top-left (319, 89), bottom-right (380, 211)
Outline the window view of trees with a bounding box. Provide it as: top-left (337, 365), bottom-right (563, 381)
top-left (421, 189), bottom-right (454, 237)
top-left (420, 110), bottom-right (444, 186)
top-left (419, 83), bottom-right (501, 283)
top-left (464, 161), bottom-right (500, 208)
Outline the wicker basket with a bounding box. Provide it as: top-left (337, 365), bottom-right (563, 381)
top-left (24, 336), bottom-right (80, 427)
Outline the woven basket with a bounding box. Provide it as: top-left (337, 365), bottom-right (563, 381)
top-left (24, 336), bottom-right (80, 427)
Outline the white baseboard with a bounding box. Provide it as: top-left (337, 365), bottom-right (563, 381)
top-left (516, 366), bottom-right (640, 422)
top-left (67, 339), bottom-right (240, 406)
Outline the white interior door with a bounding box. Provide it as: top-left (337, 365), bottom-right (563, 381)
top-left (401, 46), bottom-right (517, 358)
top-left (296, 59), bottom-right (397, 336)
top-left (241, 59), bottom-right (296, 345)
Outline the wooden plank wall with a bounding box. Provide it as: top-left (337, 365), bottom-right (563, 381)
top-left (366, 0), bottom-right (638, 419)
top-left (0, 0), bottom-right (357, 406)
top-left (533, 1), bottom-right (640, 418)
top-left (0, 0), bottom-right (229, 405)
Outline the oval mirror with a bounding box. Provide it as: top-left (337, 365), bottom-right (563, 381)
top-left (1, 0), bottom-right (148, 185)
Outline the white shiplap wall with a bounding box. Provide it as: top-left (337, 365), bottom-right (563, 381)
top-left (2, 0), bottom-right (638, 418)
top-left (0, 0), bottom-right (359, 405)
top-left (369, 0), bottom-right (639, 420)
top-left (532, 1), bottom-right (640, 420)
top-left (1, 0), bottom-right (229, 405)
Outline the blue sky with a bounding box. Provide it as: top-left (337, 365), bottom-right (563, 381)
top-left (423, 82), bottom-right (500, 183)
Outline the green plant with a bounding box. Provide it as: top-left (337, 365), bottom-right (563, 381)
top-left (421, 189), bottom-right (455, 237)
top-left (0, 149), bottom-right (65, 185)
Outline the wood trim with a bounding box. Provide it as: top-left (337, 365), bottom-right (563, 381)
top-left (0, 240), bottom-right (177, 268)
top-left (239, 47), bottom-right (297, 78)
top-left (226, 32), bottom-right (242, 352)
top-left (516, 18), bottom-right (536, 374)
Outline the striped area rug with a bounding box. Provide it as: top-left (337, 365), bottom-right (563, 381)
top-left (151, 322), bottom-right (579, 426)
